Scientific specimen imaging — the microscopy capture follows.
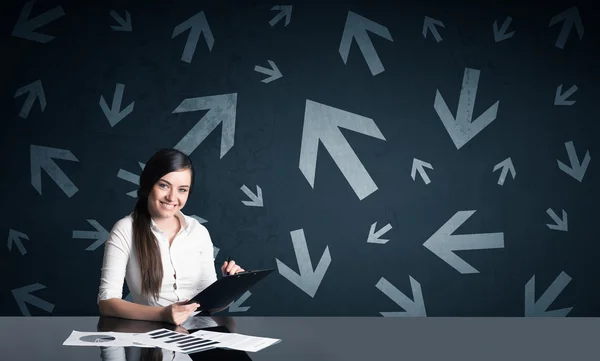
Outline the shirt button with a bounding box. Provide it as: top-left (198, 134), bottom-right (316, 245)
top-left (173, 283), bottom-right (177, 290)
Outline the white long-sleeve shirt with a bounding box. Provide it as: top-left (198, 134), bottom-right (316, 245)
top-left (97, 211), bottom-right (218, 307)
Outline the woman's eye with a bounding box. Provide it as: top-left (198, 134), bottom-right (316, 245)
top-left (179, 189), bottom-right (187, 192)
top-left (159, 184), bottom-right (167, 189)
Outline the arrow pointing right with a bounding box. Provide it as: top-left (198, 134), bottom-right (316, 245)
top-left (525, 272), bottom-right (573, 317)
top-left (376, 276), bottom-right (427, 317)
top-left (110, 10), bottom-right (132, 32)
top-left (72, 219), bottom-right (110, 251)
top-left (254, 60), bottom-right (283, 83)
top-left (8, 229), bottom-right (29, 255)
top-left (14, 79), bottom-right (46, 119)
top-left (269, 5), bottom-right (292, 27)
top-left (11, 0), bottom-right (65, 43)
top-left (12, 283), bottom-right (55, 316)
top-left (557, 140), bottom-right (590, 182)
top-left (172, 11), bottom-right (214, 63)
top-left (30, 145), bottom-right (79, 197)
top-left (241, 185), bottom-right (263, 207)
top-left (117, 162), bottom-right (145, 197)
top-left (546, 208), bottom-right (568, 231)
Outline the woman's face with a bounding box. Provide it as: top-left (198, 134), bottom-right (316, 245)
top-left (147, 169), bottom-right (192, 220)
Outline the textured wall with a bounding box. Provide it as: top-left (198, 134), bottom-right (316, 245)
top-left (2, 0), bottom-right (598, 316)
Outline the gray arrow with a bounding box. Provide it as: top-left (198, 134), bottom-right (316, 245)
top-left (172, 11), bottom-right (214, 63)
top-left (411, 158), bottom-right (433, 185)
top-left (276, 229), bottom-right (331, 298)
top-left (339, 11), bottom-right (394, 76)
top-left (367, 222), bottom-right (392, 244)
top-left (191, 215), bottom-right (208, 224)
top-left (546, 208), bottom-right (568, 232)
top-left (525, 272), bottom-right (572, 317)
top-left (213, 246), bottom-right (219, 259)
top-left (254, 60), bottom-right (283, 83)
top-left (117, 162), bottom-right (145, 197)
top-left (493, 157), bottom-right (516, 185)
top-left (554, 84), bottom-right (578, 106)
top-left (73, 219), bottom-right (110, 251)
top-left (8, 229), bottom-right (29, 256)
top-left (549, 6), bottom-right (584, 49)
top-left (30, 145), bottom-right (79, 197)
top-left (434, 68), bottom-right (499, 150)
top-left (11, 0), bottom-right (65, 43)
top-left (110, 10), bottom-right (132, 32)
top-left (100, 83), bottom-right (135, 127)
top-left (493, 16), bottom-right (515, 42)
top-left (423, 210), bottom-right (504, 274)
top-left (557, 141), bottom-right (590, 182)
top-left (241, 185), bottom-right (263, 207)
top-left (269, 5), bottom-right (292, 27)
top-left (14, 79), bottom-right (46, 119)
top-left (172, 93), bottom-right (237, 158)
top-left (376, 276), bottom-right (427, 317)
top-left (299, 100), bottom-right (386, 200)
top-left (12, 283), bottom-right (54, 316)
top-left (228, 291), bottom-right (251, 312)
top-left (422, 16), bottom-right (444, 42)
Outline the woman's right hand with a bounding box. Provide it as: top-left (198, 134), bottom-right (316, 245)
top-left (162, 300), bottom-right (199, 325)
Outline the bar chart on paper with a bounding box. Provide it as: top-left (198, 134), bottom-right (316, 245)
top-left (131, 328), bottom-right (221, 354)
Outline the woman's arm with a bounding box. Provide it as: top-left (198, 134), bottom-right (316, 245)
top-left (98, 298), bottom-right (166, 322)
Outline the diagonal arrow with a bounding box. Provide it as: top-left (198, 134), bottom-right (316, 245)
top-left (110, 10), bottom-right (132, 32)
top-left (434, 67), bottom-right (499, 150)
top-left (549, 6), bottom-right (584, 49)
top-left (172, 11), bottom-right (214, 63)
top-left (228, 291), bottom-right (251, 312)
top-left (14, 79), bottom-right (46, 119)
top-left (12, 283), bottom-right (55, 316)
top-left (546, 208), bottom-right (568, 231)
top-left (367, 222), bottom-right (392, 244)
top-left (422, 16), bottom-right (445, 42)
top-left (73, 219), bottom-right (110, 251)
top-left (276, 229), bottom-right (331, 298)
top-left (525, 271), bottom-right (572, 317)
top-left (100, 83), bottom-right (135, 127)
top-left (339, 11), bottom-right (394, 76)
top-left (554, 84), bottom-right (578, 106)
top-left (376, 276), bottom-right (427, 317)
top-left (493, 157), bottom-right (516, 186)
top-left (11, 0), bottom-right (65, 43)
top-left (423, 210), bottom-right (504, 274)
top-left (269, 5), bottom-right (292, 27)
top-left (117, 162), bottom-right (145, 197)
top-left (30, 145), bottom-right (79, 197)
top-left (493, 16), bottom-right (515, 42)
top-left (557, 141), bottom-right (590, 182)
top-left (8, 229), bottom-right (29, 256)
top-left (191, 215), bottom-right (208, 224)
top-left (299, 99), bottom-right (386, 200)
top-left (240, 185), bottom-right (263, 207)
top-left (254, 60), bottom-right (283, 83)
top-left (411, 158), bottom-right (433, 185)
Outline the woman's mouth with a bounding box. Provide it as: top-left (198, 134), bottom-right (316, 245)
top-left (160, 201), bottom-right (177, 209)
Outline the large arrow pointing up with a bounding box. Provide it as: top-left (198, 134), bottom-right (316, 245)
top-left (30, 145), bottom-right (79, 197)
top-left (11, 0), bottom-right (65, 43)
top-left (299, 99), bottom-right (386, 200)
top-left (172, 11), bottom-right (214, 63)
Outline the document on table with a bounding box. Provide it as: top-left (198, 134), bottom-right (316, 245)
top-left (119, 328), bottom-right (221, 354)
top-left (191, 329), bottom-right (281, 352)
top-left (62, 330), bottom-right (154, 347)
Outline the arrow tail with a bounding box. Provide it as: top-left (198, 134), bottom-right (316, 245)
top-left (456, 68), bottom-right (480, 125)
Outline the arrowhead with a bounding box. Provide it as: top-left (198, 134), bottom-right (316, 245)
top-left (8, 229), bottom-right (29, 255)
top-left (12, 283), bottom-right (54, 316)
top-left (11, 1), bottom-right (65, 43)
top-left (525, 273), bottom-right (572, 317)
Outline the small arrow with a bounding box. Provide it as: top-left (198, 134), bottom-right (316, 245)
top-left (8, 229), bottom-right (29, 255)
top-left (546, 208), bottom-right (568, 232)
top-left (276, 229), bottom-right (331, 298)
top-left (191, 215), bottom-right (208, 224)
top-left (117, 162), bottom-right (145, 197)
top-left (339, 11), bottom-right (394, 76)
top-left (411, 158), bottom-right (433, 185)
top-left (423, 210), bottom-right (504, 274)
top-left (110, 10), bottom-right (132, 32)
top-left (254, 60), bottom-right (283, 83)
top-left (554, 84), bottom-right (578, 106)
top-left (422, 16), bottom-right (444, 42)
top-left (172, 11), bottom-right (214, 63)
top-left (525, 271), bottom-right (573, 317)
top-left (100, 83), bottom-right (135, 127)
top-left (73, 219), bottom-right (110, 251)
top-left (493, 16), bottom-right (515, 42)
top-left (14, 79), bottom-right (46, 119)
top-left (549, 6), bottom-right (584, 49)
top-left (30, 145), bottom-right (79, 197)
top-left (493, 157), bottom-right (516, 185)
top-left (213, 246), bottom-right (219, 258)
top-left (376, 276), bottom-right (427, 317)
top-left (11, 0), bottom-right (65, 43)
top-left (12, 283), bottom-right (54, 316)
top-left (367, 222), bottom-right (392, 244)
top-left (228, 291), bottom-right (251, 312)
top-left (241, 185), bottom-right (263, 207)
top-left (557, 141), bottom-right (590, 182)
top-left (269, 5), bottom-right (292, 27)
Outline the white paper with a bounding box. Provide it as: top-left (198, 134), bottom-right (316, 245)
top-left (119, 328), bottom-right (220, 354)
top-left (62, 330), bottom-right (154, 348)
top-left (191, 329), bottom-right (281, 352)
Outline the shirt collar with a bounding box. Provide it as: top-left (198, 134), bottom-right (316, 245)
top-left (150, 211), bottom-right (189, 233)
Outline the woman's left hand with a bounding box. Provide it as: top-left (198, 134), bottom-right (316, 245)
top-left (221, 260), bottom-right (245, 276)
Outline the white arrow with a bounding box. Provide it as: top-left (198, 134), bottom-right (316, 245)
top-left (339, 11), bottom-right (393, 76)
top-left (100, 83), bottom-right (135, 127)
top-left (172, 11), bottom-right (214, 63)
top-left (73, 219), bottom-right (110, 251)
top-left (191, 215), bottom-right (208, 224)
top-left (434, 68), bottom-right (499, 150)
top-left (110, 10), bottom-right (132, 32)
top-left (423, 210), bottom-right (504, 274)
top-left (493, 16), bottom-right (515, 42)
top-left (254, 60), bottom-right (283, 83)
top-left (12, 283), bottom-right (55, 316)
top-left (14, 79), bottom-right (46, 119)
top-left (276, 229), bottom-right (331, 298)
top-left (299, 99), bottom-right (386, 200)
top-left (241, 185), bottom-right (263, 207)
top-left (557, 141), bottom-right (590, 182)
top-left (172, 93), bottom-right (237, 158)
top-left (11, 0), bottom-right (65, 43)
top-left (269, 5), bottom-right (292, 27)
top-left (228, 291), bottom-right (251, 312)
top-left (376, 276), bottom-right (427, 317)
top-left (493, 157), bottom-right (516, 185)
top-left (525, 271), bottom-right (572, 317)
top-left (117, 162), bottom-right (145, 197)
top-left (411, 158), bottom-right (433, 185)
top-left (549, 6), bottom-right (584, 49)
top-left (554, 84), bottom-right (578, 106)
top-left (367, 222), bottom-right (392, 244)
top-left (8, 229), bottom-right (29, 256)
top-left (546, 208), bottom-right (568, 231)
top-left (30, 145), bottom-right (79, 197)
top-left (422, 16), bottom-right (444, 42)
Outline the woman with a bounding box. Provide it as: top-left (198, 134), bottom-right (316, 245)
top-left (97, 148), bottom-right (244, 325)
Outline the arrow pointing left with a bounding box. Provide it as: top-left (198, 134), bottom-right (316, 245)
top-left (14, 79), bottom-right (46, 119)
top-left (72, 219), bottom-right (110, 251)
top-left (11, 0), bottom-right (65, 43)
top-left (12, 283), bottom-right (54, 316)
top-left (8, 229), bottom-right (29, 255)
top-left (30, 145), bottom-right (79, 197)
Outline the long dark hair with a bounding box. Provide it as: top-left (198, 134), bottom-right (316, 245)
top-left (133, 148), bottom-right (194, 301)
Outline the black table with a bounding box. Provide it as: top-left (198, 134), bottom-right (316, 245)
top-left (1, 315), bottom-right (597, 360)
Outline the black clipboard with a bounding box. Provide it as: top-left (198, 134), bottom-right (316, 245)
top-left (187, 268), bottom-right (275, 310)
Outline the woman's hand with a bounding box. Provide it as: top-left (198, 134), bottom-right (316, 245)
top-left (221, 259), bottom-right (245, 276)
top-left (162, 300), bottom-right (199, 325)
